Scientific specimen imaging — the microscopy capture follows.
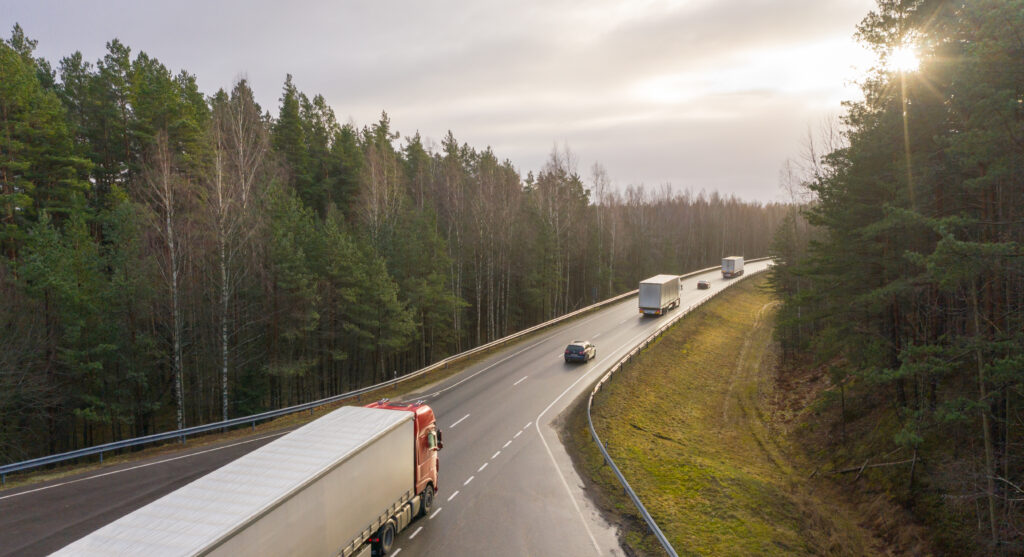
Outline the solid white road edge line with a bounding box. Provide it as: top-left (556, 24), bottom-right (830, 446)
top-left (423, 297), bottom-right (630, 398)
top-left (534, 328), bottom-right (654, 555)
top-left (423, 305), bottom-right (614, 401)
top-left (0, 430), bottom-right (291, 501)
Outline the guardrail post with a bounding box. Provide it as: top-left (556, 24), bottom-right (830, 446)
top-left (99, 452), bottom-right (103, 464)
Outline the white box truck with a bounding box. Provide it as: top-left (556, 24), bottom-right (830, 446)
top-left (53, 401), bottom-right (442, 557)
top-left (721, 256), bottom-right (744, 278)
top-left (638, 274), bottom-right (681, 316)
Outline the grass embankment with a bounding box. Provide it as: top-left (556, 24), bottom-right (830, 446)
top-left (563, 276), bottom-right (884, 556)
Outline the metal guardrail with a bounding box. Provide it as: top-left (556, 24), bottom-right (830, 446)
top-left (0, 267), bottom-right (664, 485)
top-left (585, 258), bottom-right (771, 557)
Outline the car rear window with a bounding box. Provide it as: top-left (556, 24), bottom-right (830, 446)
top-left (567, 345), bottom-right (584, 352)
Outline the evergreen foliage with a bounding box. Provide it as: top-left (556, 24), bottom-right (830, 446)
top-left (769, 0), bottom-right (1023, 549)
top-left (0, 25), bottom-right (786, 465)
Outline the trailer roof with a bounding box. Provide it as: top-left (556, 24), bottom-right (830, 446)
top-left (639, 274), bottom-right (679, 284)
top-left (53, 406), bottom-right (412, 556)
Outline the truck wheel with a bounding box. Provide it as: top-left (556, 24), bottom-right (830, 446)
top-left (374, 520), bottom-right (396, 555)
top-left (419, 484), bottom-right (434, 517)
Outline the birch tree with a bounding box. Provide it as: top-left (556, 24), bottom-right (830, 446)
top-left (140, 131), bottom-right (187, 430)
top-left (207, 80), bottom-right (269, 421)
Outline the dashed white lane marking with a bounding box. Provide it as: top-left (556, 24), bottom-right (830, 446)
top-left (409, 527), bottom-right (423, 539)
top-left (392, 549), bottom-right (402, 556)
top-left (430, 508), bottom-right (442, 519)
top-left (450, 414), bottom-right (470, 428)
top-left (464, 476), bottom-right (474, 486)
top-left (593, 332), bottom-right (601, 339)
top-left (513, 376), bottom-right (528, 386)
top-left (425, 335), bottom-right (558, 398)
top-left (514, 430), bottom-right (522, 439)
top-left (448, 490), bottom-right (460, 502)
top-left (524, 421), bottom-right (532, 428)
top-left (503, 440), bottom-right (511, 449)
top-left (478, 462), bottom-right (488, 472)
top-left (0, 431), bottom-right (291, 501)
top-left (491, 451), bottom-right (501, 459)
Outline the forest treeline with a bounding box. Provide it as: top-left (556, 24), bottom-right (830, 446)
top-left (769, 0), bottom-right (1022, 551)
top-left (0, 25), bottom-right (786, 462)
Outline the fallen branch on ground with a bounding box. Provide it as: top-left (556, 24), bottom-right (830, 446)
top-left (835, 458), bottom-right (917, 475)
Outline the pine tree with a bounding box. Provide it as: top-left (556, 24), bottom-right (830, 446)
top-left (0, 27), bottom-right (90, 260)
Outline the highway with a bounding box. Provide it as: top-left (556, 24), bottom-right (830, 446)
top-left (0, 261), bottom-right (768, 556)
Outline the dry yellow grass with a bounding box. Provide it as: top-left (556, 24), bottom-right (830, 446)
top-left (562, 276), bottom-right (884, 556)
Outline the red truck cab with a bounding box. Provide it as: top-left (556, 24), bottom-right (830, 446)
top-left (365, 399), bottom-right (443, 515)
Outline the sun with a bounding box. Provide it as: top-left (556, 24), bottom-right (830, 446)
top-left (889, 44), bottom-right (920, 73)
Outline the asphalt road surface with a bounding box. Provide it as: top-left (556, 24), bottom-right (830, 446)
top-left (0, 262), bottom-right (768, 556)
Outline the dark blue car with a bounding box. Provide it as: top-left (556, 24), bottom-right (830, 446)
top-left (564, 341), bottom-right (596, 363)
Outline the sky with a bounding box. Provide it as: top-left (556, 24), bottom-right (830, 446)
top-left (3, 0), bottom-right (879, 203)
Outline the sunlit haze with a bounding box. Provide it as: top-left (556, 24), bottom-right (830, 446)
top-left (3, 0), bottom-right (880, 202)
top-left (889, 44), bottom-right (921, 73)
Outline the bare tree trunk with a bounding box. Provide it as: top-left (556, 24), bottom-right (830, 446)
top-left (219, 234), bottom-right (229, 421)
top-left (971, 283), bottom-right (999, 545)
top-left (145, 133), bottom-right (187, 431)
top-left (208, 81), bottom-right (269, 422)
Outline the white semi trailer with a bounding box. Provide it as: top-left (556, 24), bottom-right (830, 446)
top-left (53, 402), bottom-right (442, 557)
top-left (638, 274), bottom-right (681, 316)
top-left (721, 256), bottom-right (744, 278)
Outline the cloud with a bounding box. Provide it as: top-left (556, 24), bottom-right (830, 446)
top-left (5, 0), bottom-right (877, 202)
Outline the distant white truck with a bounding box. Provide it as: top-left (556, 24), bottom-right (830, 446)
top-left (721, 256), bottom-right (744, 278)
top-left (638, 274), bottom-right (681, 316)
top-left (54, 401), bottom-right (442, 557)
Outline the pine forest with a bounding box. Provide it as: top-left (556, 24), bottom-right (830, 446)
top-left (769, 0), bottom-right (1023, 549)
top-left (0, 26), bottom-right (786, 462)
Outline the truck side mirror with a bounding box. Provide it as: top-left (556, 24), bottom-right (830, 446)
top-left (437, 429), bottom-right (443, 450)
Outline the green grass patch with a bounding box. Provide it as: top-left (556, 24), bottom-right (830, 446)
top-left (562, 277), bottom-right (883, 556)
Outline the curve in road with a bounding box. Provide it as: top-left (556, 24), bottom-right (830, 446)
top-left (0, 261), bottom-right (769, 556)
